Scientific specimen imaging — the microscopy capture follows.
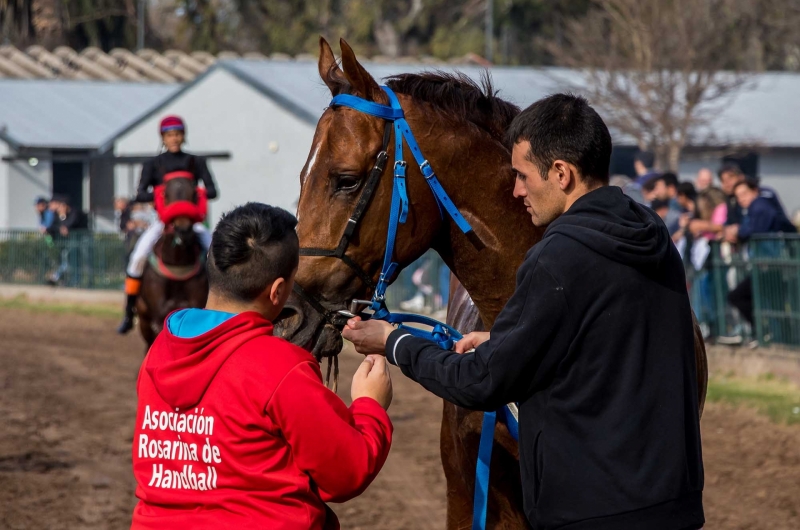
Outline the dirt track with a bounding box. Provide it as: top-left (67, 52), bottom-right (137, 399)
top-left (1, 307), bottom-right (799, 529)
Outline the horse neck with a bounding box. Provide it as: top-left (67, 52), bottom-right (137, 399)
top-left (413, 115), bottom-right (544, 326)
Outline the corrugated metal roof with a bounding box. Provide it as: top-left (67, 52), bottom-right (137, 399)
top-left (0, 79), bottom-right (181, 149)
top-left (0, 45), bottom-right (490, 83)
top-left (221, 59), bottom-right (571, 125)
top-left (221, 59), bottom-right (800, 148)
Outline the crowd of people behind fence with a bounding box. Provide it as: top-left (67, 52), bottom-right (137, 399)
top-left (30, 154), bottom-right (800, 344)
top-left (612, 152), bottom-right (800, 346)
top-left (32, 194), bottom-right (159, 285)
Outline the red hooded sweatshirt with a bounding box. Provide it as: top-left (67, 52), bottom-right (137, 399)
top-left (131, 309), bottom-right (392, 530)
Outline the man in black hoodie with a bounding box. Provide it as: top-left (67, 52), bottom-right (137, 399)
top-left (343, 93), bottom-right (704, 530)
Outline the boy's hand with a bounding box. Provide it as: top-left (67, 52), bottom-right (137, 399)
top-left (342, 317), bottom-right (394, 355)
top-left (351, 355), bottom-right (393, 410)
top-left (454, 332), bottom-right (490, 353)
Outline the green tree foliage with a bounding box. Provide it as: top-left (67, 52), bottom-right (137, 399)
top-left (4, 0), bottom-right (800, 70)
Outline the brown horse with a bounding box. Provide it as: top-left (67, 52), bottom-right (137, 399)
top-left (137, 177), bottom-right (209, 347)
top-left (276, 37), bottom-right (707, 529)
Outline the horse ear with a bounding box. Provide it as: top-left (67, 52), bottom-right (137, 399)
top-left (339, 38), bottom-right (385, 103)
top-left (318, 36), bottom-right (347, 96)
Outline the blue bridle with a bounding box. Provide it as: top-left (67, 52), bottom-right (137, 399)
top-left (295, 85), bottom-right (518, 530)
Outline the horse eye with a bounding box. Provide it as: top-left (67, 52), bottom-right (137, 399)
top-left (335, 175), bottom-right (360, 192)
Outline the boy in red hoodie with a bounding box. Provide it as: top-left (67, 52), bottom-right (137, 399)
top-left (131, 202), bottom-right (393, 530)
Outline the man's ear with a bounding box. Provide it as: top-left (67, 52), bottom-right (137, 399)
top-left (269, 277), bottom-right (286, 307)
top-left (553, 160), bottom-right (576, 191)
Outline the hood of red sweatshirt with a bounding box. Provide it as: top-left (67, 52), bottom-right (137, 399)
top-left (144, 311), bottom-right (273, 409)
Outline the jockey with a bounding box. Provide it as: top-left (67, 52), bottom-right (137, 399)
top-left (117, 115), bottom-right (218, 334)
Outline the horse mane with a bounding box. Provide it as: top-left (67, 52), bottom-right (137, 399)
top-left (384, 71), bottom-right (520, 144)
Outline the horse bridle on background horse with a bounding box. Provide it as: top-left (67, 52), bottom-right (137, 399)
top-left (292, 85), bottom-right (514, 530)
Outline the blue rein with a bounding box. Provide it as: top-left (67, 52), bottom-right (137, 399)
top-left (330, 86), bottom-right (518, 530)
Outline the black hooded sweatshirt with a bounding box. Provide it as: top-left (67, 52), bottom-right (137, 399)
top-left (385, 186), bottom-right (704, 530)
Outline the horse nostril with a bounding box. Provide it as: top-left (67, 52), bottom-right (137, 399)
top-left (275, 305), bottom-right (298, 325)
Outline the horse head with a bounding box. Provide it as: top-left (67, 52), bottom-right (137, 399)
top-left (160, 175), bottom-right (200, 263)
top-left (275, 37), bottom-right (535, 361)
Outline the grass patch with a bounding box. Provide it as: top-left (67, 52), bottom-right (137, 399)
top-left (0, 295), bottom-right (120, 320)
top-left (707, 373), bottom-right (800, 425)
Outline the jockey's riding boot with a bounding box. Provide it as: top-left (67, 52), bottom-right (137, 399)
top-left (117, 276), bottom-right (142, 334)
top-left (117, 294), bottom-right (137, 334)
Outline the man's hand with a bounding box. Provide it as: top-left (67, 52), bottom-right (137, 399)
top-left (351, 355), bottom-right (393, 410)
top-left (342, 317), bottom-right (394, 355)
top-left (723, 224), bottom-right (739, 243)
top-left (454, 331), bottom-right (490, 353)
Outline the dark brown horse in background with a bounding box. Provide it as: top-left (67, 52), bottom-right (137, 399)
top-left (276, 37), bottom-right (708, 528)
top-left (137, 177), bottom-right (209, 347)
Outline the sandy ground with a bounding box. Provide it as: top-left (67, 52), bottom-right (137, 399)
top-left (1, 307), bottom-right (799, 529)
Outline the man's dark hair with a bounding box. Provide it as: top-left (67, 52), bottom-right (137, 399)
top-left (660, 172), bottom-right (679, 189)
top-left (634, 150), bottom-right (655, 169)
top-left (207, 203), bottom-right (299, 302)
top-left (506, 93), bottom-right (612, 186)
top-left (677, 182), bottom-right (697, 201)
top-left (733, 178), bottom-right (758, 193)
top-left (642, 175), bottom-right (661, 193)
top-left (717, 163), bottom-right (743, 179)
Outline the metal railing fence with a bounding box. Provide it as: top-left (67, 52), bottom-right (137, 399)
top-left (1, 230), bottom-right (798, 347)
top-left (0, 230), bottom-right (128, 289)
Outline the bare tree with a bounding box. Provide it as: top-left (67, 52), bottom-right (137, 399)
top-left (548, 0), bottom-right (764, 170)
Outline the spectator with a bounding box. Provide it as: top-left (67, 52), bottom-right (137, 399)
top-left (716, 165), bottom-right (784, 244)
top-left (48, 195), bottom-right (89, 238)
top-left (34, 196), bottom-right (53, 233)
top-left (641, 175), bottom-right (659, 204)
top-left (733, 180), bottom-right (796, 243)
top-left (676, 182), bottom-right (697, 212)
top-left (687, 187), bottom-right (729, 340)
top-left (633, 150), bottom-right (659, 185)
top-left (659, 173), bottom-right (683, 235)
top-left (793, 210), bottom-right (800, 232)
top-left (609, 174), bottom-right (645, 204)
top-left (722, 180), bottom-right (796, 346)
top-left (650, 198), bottom-right (671, 222)
top-left (672, 182), bottom-right (697, 247)
top-left (695, 168), bottom-right (713, 192)
top-left (694, 188), bottom-right (728, 241)
top-left (114, 197), bottom-right (133, 234)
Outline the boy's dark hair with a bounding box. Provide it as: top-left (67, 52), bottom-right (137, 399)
top-left (207, 203), bottom-right (299, 302)
top-left (677, 181), bottom-right (697, 201)
top-left (717, 163), bottom-right (743, 179)
top-left (660, 172), bottom-right (679, 189)
top-left (634, 150), bottom-right (655, 169)
top-left (506, 93), bottom-right (612, 187)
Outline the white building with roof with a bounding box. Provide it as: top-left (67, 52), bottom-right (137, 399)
top-left (3, 58), bottom-right (800, 231)
top-left (114, 60), bottom-right (800, 224)
top-left (0, 79), bottom-right (179, 229)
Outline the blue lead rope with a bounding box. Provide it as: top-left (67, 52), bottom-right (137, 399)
top-left (330, 86), bottom-right (517, 530)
